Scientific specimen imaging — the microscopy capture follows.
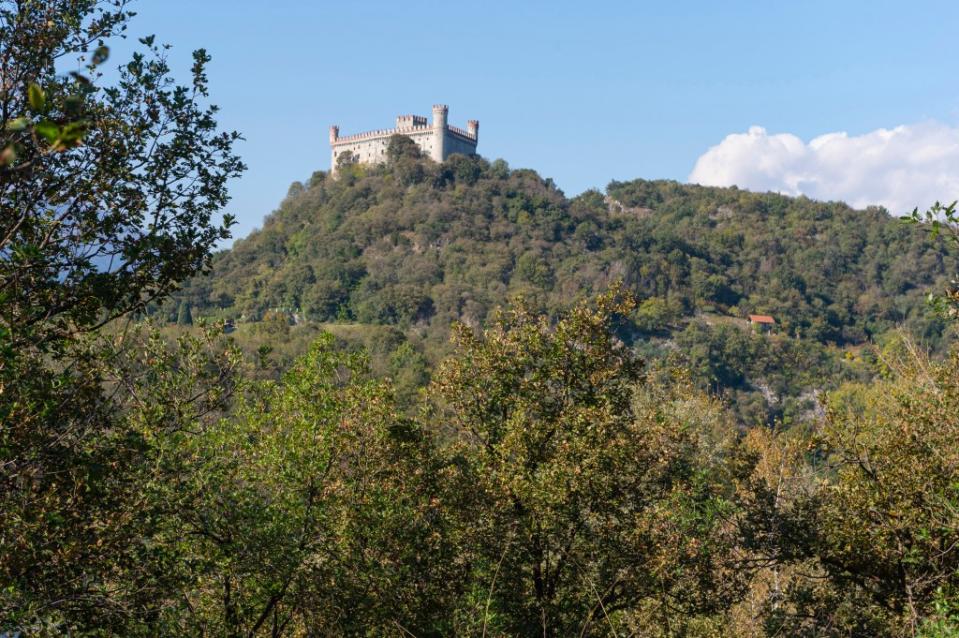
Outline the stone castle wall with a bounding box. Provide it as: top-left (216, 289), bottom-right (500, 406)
top-left (330, 105), bottom-right (477, 174)
top-left (444, 128), bottom-right (478, 157)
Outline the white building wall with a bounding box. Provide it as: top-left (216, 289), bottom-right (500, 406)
top-left (330, 107), bottom-right (478, 174)
top-left (332, 130), bottom-right (444, 168)
top-left (445, 133), bottom-right (478, 157)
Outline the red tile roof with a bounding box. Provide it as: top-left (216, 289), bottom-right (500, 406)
top-left (748, 314), bottom-right (776, 324)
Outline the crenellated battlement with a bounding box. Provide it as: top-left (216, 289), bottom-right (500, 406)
top-left (330, 104), bottom-right (478, 174)
top-left (396, 114), bottom-right (428, 128)
top-left (331, 123), bottom-right (477, 146)
top-left (446, 125), bottom-right (476, 141)
top-left (332, 127), bottom-right (433, 144)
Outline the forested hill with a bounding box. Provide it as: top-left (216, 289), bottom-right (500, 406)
top-left (172, 145), bottom-right (957, 424)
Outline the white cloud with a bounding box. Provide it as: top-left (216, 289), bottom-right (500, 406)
top-left (688, 122), bottom-right (959, 214)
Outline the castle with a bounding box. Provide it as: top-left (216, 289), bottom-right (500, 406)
top-left (329, 104), bottom-right (478, 174)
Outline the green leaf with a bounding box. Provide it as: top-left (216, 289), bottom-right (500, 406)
top-left (34, 120), bottom-right (59, 143)
top-left (60, 121), bottom-right (87, 136)
top-left (92, 45), bottom-right (110, 66)
top-left (59, 121), bottom-right (89, 144)
top-left (5, 117), bottom-right (29, 132)
top-left (63, 95), bottom-right (84, 116)
top-left (27, 83), bottom-right (46, 112)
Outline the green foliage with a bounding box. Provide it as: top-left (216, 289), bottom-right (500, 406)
top-left (176, 301), bottom-right (193, 325)
top-left (389, 340), bottom-right (430, 407)
top-left (176, 156), bottom-right (956, 425)
top-left (132, 333), bottom-right (454, 635)
top-left (811, 349), bottom-right (959, 634)
top-left (905, 200), bottom-right (959, 320)
top-left (7, 282), bottom-right (959, 636)
top-left (386, 133), bottom-right (423, 162)
top-left (0, 2), bottom-right (244, 351)
top-left (335, 148), bottom-right (356, 168)
top-left (0, 323), bottom-right (245, 634)
top-left (430, 289), bottom-right (749, 636)
top-left (919, 591), bottom-right (959, 638)
top-left (4, 7), bottom-right (959, 635)
top-left (674, 320), bottom-right (866, 426)
top-left (386, 134), bottom-right (427, 185)
top-left (740, 345), bottom-right (959, 637)
top-left (0, 3), bottom-right (243, 632)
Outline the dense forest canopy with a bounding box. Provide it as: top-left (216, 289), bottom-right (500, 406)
top-left (7, 5), bottom-right (959, 635)
top-left (184, 152), bottom-right (953, 341)
top-left (171, 145), bottom-right (957, 424)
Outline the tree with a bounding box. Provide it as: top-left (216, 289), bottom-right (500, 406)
top-left (0, 3), bottom-right (243, 632)
top-left (176, 300), bottom-right (193, 325)
top-left (386, 133), bottom-right (422, 162)
top-left (385, 134), bottom-right (426, 185)
top-left (634, 295), bottom-right (675, 333)
top-left (744, 344), bottom-right (959, 638)
top-left (430, 289), bottom-right (747, 636)
top-left (0, 2), bottom-right (244, 351)
top-left (808, 348), bottom-right (959, 635)
top-left (905, 201), bottom-right (959, 320)
top-left (180, 165), bottom-right (954, 426)
top-left (335, 148), bottom-right (356, 169)
top-left (133, 334), bottom-right (453, 635)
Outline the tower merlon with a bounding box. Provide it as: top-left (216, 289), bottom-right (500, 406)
top-left (396, 114), bottom-right (428, 128)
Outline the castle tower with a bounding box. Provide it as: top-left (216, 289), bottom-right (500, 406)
top-left (329, 126), bottom-right (339, 175)
top-left (467, 119), bottom-right (479, 139)
top-left (431, 104), bottom-right (448, 162)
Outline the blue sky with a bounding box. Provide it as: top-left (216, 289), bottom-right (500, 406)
top-left (116, 0), bottom-right (959, 241)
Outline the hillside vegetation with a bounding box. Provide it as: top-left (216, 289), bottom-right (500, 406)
top-left (172, 144), bottom-right (956, 424)
top-left (13, 7), bottom-right (959, 636)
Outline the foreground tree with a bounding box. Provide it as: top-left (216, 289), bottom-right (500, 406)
top-left (119, 333), bottom-right (453, 636)
top-left (742, 341), bottom-right (959, 638)
top-left (905, 201), bottom-right (959, 320)
top-left (430, 289), bottom-right (749, 636)
top-left (0, 1), bottom-right (244, 348)
top-left (812, 347), bottom-right (959, 636)
top-left (0, 2), bottom-right (243, 632)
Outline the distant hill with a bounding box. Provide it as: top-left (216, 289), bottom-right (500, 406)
top-left (169, 150), bottom-right (957, 425)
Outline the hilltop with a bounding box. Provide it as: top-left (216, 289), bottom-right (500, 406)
top-left (170, 147), bottom-right (957, 424)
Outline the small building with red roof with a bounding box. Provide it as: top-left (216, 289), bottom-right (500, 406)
top-left (748, 314), bottom-right (776, 332)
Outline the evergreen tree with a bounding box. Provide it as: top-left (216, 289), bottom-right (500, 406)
top-left (176, 301), bottom-right (193, 325)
